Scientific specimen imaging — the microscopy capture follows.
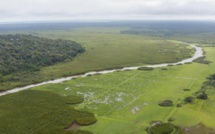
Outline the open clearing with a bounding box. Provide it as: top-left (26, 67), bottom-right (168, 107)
top-left (31, 47), bottom-right (215, 133)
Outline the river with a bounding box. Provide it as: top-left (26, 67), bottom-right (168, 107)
top-left (0, 44), bottom-right (203, 96)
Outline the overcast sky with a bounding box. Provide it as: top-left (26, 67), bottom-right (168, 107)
top-left (1, 0), bottom-right (215, 22)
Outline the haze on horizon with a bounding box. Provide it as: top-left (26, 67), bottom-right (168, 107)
top-left (1, 0), bottom-right (215, 23)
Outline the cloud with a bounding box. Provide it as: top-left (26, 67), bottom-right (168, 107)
top-left (0, 0), bottom-right (215, 22)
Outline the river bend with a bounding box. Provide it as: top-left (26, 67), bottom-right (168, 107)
top-left (0, 44), bottom-right (203, 96)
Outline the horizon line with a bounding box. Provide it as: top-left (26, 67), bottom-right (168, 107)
top-left (1, 19), bottom-right (215, 24)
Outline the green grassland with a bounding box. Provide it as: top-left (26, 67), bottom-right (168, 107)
top-left (1, 22), bottom-right (215, 134)
top-left (0, 90), bottom-right (97, 134)
top-left (29, 47), bottom-right (215, 133)
top-left (35, 28), bottom-right (194, 73)
top-left (0, 28), bottom-right (194, 91)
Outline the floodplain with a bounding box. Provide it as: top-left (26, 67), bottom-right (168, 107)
top-left (1, 21), bottom-right (215, 134)
top-left (31, 46), bottom-right (215, 133)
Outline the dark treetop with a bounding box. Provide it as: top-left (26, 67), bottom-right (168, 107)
top-left (0, 34), bottom-right (85, 81)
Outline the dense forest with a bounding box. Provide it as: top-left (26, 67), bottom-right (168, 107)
top-left (0, 34), bottom-right (85, 82)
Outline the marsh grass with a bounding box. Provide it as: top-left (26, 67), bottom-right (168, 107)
top-left (0, 90), bottom-right (96, 134)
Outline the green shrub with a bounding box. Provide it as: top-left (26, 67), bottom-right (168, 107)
top-left (138, 67), bottom-right (154, 71)
top-left (184, 96), bottom-right (194, 103)
top-left (184, 62), bottom-right (192, 64)
top-left (196, 92), bottom-right (208, 100)
top-left (193, 56), bottom-right (211, 64)
top-left (176, 104), bottom-right (182, 107)
top-left (207, 74), bottom-right (215, 80)
top-left (168, 117), bottom-right (175, 122)
top-left (183, 88), bottom-right (190, 91)
top-left (150, 123), bottom-right (175, 134)
top-left (159, 100), bottom-right (173, 107)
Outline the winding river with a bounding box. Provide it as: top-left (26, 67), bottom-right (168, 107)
top-left (0, 44), bottom-right (203, 97)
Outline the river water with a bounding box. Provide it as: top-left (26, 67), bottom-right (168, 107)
top-left (0, 44), bottom-right (203, 96)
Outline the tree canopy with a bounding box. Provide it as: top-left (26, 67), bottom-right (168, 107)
top-left (0, 34), bottom-right (85, 82)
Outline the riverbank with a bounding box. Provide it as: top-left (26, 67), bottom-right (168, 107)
top-left (0, 44), bottom-right (203, 97)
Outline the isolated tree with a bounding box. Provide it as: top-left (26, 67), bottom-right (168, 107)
top-left (184, 96), bottom-right (194, 103)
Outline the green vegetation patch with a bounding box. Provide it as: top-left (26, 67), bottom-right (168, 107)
top-left (184, 96), bottom-right (194, 103)
top-left (191, 73), bottom-right (215, 101)
top-left (158, 100), bottom-right (173, 107)
top-left (205, 73), bottom-right (215, 86)
top-left (148, 122), bottom-right (182, 134)
top-left (0, 34), bottom-right (84, 83)
top-left (183, 88), bottom-right (190, 91)
top-left (138, 67), bottom-right (154, 71)
top-left (196, 92), bottom-right (208, 100)
top-left (193, 56), bottom-right (211, 64)
top-left (0, 90), bottom-right (96, 134)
